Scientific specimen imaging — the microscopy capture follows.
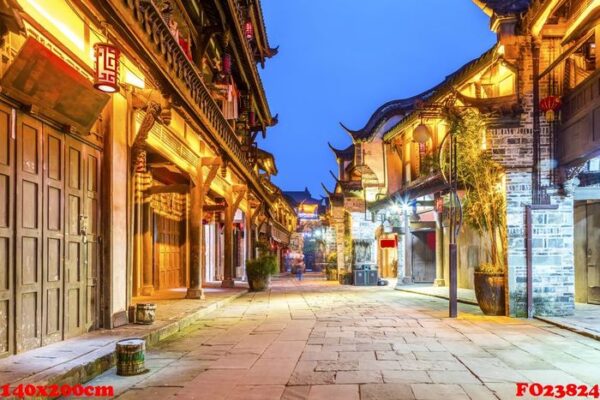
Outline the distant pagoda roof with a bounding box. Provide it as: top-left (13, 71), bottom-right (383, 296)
top-left (283, 188), bottom-right (322, 207)
top-left (328, 143), bottom-right (355, 160)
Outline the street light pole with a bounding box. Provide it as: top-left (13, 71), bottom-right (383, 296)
top-left (448, 130), bottom-right (459, 318)
top-left (413, 116), bottom-right (462, 318)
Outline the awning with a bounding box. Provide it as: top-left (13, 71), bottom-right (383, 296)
top-left (270, 221), bottom-right (290, 245)
top-left (0, 37), bottom-right (109, 133)
top-left (369, 172), bottom-right (449, 213)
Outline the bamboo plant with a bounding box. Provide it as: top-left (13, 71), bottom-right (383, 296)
top-left (443, 106), bottom-right (508, 274)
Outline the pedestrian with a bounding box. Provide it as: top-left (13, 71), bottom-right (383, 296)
top-left (296, 262), bottom-right (304, 281)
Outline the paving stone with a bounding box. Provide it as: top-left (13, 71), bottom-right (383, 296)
top-left (281, 385), bottom-right (311, 400)
top-left (338, 351), bottom-right (375, 361)
top-left (225, 384), bottom-right (286, 400)
top-left (314, 361), bottom-right (358, 371)
top-left (335, 370), bottom-right (383, 384)
top-left (300, 351), bottom-right (338, 361)
top-left (411, 383), bottom-right (470, 400)
top-left (427, 370), bottom-right (480, 384)
top-left (70, 278), bottom-right (600, 400)
top-left (359, 383), bottom-right (416, 400)
top-left (460, 384), bottom-right (498, 400)
top-left (308, 384), bottom-right (359, 400)
top-left (382, 370), bottom-right (432, 384)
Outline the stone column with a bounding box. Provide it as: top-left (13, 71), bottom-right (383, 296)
top-left (222, 195), bottom-right (235, 288)
top-left (434, 212), bottom-right (446, 286)
top-left (186, 175), bottom-right (205, 299)
top-left (402, 211), bottom-right (413, 285)
top-left (395, 230), bottom-right (406, 289)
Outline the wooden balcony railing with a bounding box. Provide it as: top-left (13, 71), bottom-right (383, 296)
top-left (124, 0), bottom-right (249, 168)
top-left (558, 67), bottom-right (600, 166)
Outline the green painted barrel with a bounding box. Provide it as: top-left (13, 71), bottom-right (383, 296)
top-left (116, 338), bottom-right (146, 376)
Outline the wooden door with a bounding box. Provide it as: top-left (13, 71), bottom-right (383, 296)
top-left (588, 202), bottom-right (600, 304)
top-left (42, 125), bottom-right (65, 345)
top-left (411, 232), bottom-right (436, 283)
top-left (84, 148), bottom-right (100, 330)
top-left (64, 137), bottom-right (86, 338)
top-left (155, 215), bottom-right (183, 289)
top-left (0, 104), bottom-right (14, 356)
top-left (15, 114), bottom-right (43, 353)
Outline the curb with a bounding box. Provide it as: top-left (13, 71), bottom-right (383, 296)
top-left (534, 316), bottom-right (600, 342)
top-left (395, 287), bottom-right (600, 343)
top-left (394, 287), bottom-right (479, 306)
top-left (25, 290), bottom-right (248, 390)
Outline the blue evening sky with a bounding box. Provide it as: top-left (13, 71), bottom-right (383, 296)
top-left (258, 1), bottom-right (495, 198)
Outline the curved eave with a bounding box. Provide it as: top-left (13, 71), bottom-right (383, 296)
top-left (328, 142), bottom-right (355, 160)
top-left (383, 45), bottom-right (500, 142)
top-left (338, 94), bottom-right (435, 143)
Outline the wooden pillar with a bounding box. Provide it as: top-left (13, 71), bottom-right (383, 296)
top-left (141, 193), bottom-right (154, 296)
top-left (595, 25), bottom-right (600, 70)
top-left (246, 208), bottom-right (253, 261)
top-left (132, 173), bottom-right (143, 297)
top-left (186, 173), bottom-right (205, 299)
top-left (222, 194), bottom-right (235, 288)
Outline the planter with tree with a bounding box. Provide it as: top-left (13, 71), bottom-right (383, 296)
top-left (246, 243), bottom-right (278, 292)
top-left (445, 107), bottom-right (507, 316)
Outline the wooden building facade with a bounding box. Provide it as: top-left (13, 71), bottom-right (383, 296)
top-left (0, 0), bottom-right (295, 357)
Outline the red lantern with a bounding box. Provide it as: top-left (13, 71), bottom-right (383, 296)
top-left (540, 96), bottom-right (561, 123)
top-left (93, 43), bottom-right (120, 93)
top-left (222, 52), bottom-right (232, 75)
top-left (249, 111), bottom-right (256, 126)
top-left (244, 20), bottom-right (254, 40)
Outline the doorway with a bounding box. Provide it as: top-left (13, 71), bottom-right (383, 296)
top-left (0, 104), bottom-right (101, 355)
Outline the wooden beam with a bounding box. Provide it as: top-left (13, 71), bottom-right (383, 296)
top-left (146, 184), bottom-right (189, 195)
top-left (203, 204), bottom-right (227, 212)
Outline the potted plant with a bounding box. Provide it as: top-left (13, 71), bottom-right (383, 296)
top-left (325, 253), bottom-right (338, 281)
top-left (445, 107), bottom-right (507, 316)
top-left (246, 244), bottom-right (278, 292)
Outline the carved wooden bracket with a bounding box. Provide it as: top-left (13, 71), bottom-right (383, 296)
top-left (197, 156), bottom-right (222, 193)
top-left (231, 185), bottom-right (247, 212)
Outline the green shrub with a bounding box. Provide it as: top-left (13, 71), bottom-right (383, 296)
top-left (246, 254), bottom-right (278, 280)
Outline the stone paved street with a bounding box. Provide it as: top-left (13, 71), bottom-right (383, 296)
top-left (85, 277), bottom-right (600, 400)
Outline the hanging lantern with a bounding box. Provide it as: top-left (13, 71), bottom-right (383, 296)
top-left (222, 52), bottom-right (232, 75)
top-left (93, 43), bottom-right (120, 93)
top-left (540, 96), bottom-right (561, 123)
top-left (244, 20), bottom-right (254, 40)
top-left (413, 123), bottom-right (431, 144)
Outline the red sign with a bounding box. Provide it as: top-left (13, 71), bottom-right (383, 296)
top-left (380, 238), bottom-right (396, 248)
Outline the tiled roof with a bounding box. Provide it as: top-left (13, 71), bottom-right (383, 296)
top-left (339, 91), bottom-right (437, 142)
top-left (328, 143), bottom-right (355, 160)
top-left (383, 45), bottom-right (499, 140)
top-left (476, 0), bottom-right (531, 15)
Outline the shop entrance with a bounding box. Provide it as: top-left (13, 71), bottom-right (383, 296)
top-left (575, 201), bottom-right (600, 304)
top-left (0, 104), bottom-right (101, 355)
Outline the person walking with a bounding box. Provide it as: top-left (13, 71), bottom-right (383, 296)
top-left (296, 261), bottom-right (304, 281)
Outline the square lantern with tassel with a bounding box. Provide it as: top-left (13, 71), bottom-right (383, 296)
top-left (94, 43), bottom-right (121, 93)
